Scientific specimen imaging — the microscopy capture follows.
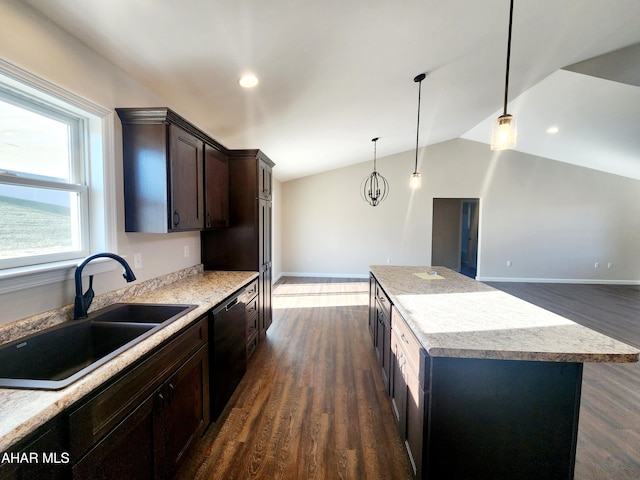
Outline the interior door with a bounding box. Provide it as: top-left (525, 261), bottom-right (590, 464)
top-left (432, 198), bottom-right (479, 277)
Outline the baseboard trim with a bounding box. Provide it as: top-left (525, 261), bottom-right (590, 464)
top-left (478, 276), bottom-right (640, 285)
top-left (278, 271), bottom-right (369, 280)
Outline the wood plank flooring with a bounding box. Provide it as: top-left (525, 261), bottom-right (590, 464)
top-left (178, 278), bottom-right (640, 480)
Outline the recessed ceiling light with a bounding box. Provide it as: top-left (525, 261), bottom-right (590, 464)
top-left (546, 126), bottom-right (559, 134)
top-left (238, 74), bottom-right (259, 88)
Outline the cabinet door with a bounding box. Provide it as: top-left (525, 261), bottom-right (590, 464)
top-left (72, 393), bottom-right (161, 480)
top-left (404, 359), bottom-right (424, 478)
top-left (368, 276), bottom-right (377, 343)
top-left (375, 305), bottom-right (390, 390)
top-left (169, 124), bottom-right (204, 231)
top-left (204, 145), bottom-right (229, 228)
top-left (390, 330), bottom-right (408, 435)
top-left (258, 159), bottom-right (272, 200)
top-left (163, 345), bottom-right (210, 478)
top-left (258, 199), bottom-right (272, 336)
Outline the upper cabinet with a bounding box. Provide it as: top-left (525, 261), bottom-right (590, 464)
top-left (116, 108), bottom-right (228, 233)
top-left (204, 145), bottom-right (229, 229)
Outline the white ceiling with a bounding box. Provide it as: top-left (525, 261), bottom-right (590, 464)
top-left (22, 0), bottom-right (640, 182)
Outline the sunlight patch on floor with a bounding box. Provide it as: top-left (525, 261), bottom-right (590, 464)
top-left (273, 281), bottom-right (369, 309)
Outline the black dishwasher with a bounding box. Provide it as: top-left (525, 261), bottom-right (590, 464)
top-left (210, 292), bottom-right (247, 420)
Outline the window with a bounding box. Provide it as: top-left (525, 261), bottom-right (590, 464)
top-left (0, 60), bottom-right (115, 291)
top-left (0, 93), bottom-right (89, 268)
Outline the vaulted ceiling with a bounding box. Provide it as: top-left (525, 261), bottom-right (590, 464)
top-left (23, 0), bottom-right (640, 181)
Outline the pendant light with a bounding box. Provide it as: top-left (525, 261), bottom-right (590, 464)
top-left (410, 73), bottom-right (426, 189)
top-left (361, 137), bottom-right (389, 207)
top-left (491, 0), bottom-right (517, 151)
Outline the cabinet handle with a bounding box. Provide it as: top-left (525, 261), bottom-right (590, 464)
top-left (156, 392), bottom-right (165, 409)
top-left (401, 334), bottom-right (410, 345)
top-left (226, 298), bottom-right (239, 311)
top-left (206, 213), bottom-right (211, 228)
top-left (168, 383), bottom-right (175, 405)
top-left (173, 210), bottom-right (181, 226)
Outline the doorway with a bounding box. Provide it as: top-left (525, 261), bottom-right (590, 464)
top-left (431, 198), bottom-right (479, 278)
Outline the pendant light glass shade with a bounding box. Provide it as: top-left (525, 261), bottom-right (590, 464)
top-left (410, 172), bottom-right (421, 189)
top-left (491, 0), bottom-right (517, 151)
top-left (361, 137), bottom-right (389, 207)
top-left (491, 113), bottom-right (517, 151)
top-left (411, 73), bottom-right (426, 189)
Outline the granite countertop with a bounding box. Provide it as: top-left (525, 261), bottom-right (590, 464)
top-left (370, 265), bottom-right (639, 363)
top-left (0, 267), bottom-right (258, 453)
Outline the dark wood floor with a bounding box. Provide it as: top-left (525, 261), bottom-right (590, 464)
top-left (177, 278), bottom-right (640, 480)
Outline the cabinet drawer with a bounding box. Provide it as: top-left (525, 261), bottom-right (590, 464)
top-left (391, 306), bottom-right (426, 382)
top-left (375, 281), bottom-right (391, 318)
top-left (242, 279), bottom-right (259, 302)
top-left (69, 317), bottom-right (208, 459)
top-left (245, 294), bottom-right (259, 318)
top-left (246, 309), bottom-right (259, 338)
top-left (246, 331), bottom-right (259, 359)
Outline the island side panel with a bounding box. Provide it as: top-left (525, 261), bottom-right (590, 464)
top-left (427, 356), bottom-right (583, 480)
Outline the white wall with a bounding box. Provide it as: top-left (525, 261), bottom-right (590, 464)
top-left (0, 0), bottom-right (203, 324)
top-left (281, 138), bottom-right (640, 283)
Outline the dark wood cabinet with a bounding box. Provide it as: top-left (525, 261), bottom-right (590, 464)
top-left (168, 124), bottom-right (204, 231)
top-left (0, 414), bottom-right (69, 480)
top-left (390, 307), bottom-right (427, 479)
top-left (116, 107), bottom-right (228, 233)
top-left (243, 280), bottom-right (260, 359)
top-left (258, 198), bottom-right (273, 334)
top-left (72, 393), bottom-right (159, 480)
top-left (201, 149), bottom-right (275, 346)
top-left (163, 345), bottom-right (209, 478)
top-left (368, 275), bottom-right (376, 341)
top-left (204, 145), bottom-right (229, 229)
top-left (371, 276), bottom-right (392, 392)
top-left (69, 317), bottom-right (209, 480)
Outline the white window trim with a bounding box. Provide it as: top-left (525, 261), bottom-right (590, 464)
top-left (0, 59), bottom-right (117, 294)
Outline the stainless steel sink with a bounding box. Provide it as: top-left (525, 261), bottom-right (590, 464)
top-left (0, 303), bottom-right (196, 390)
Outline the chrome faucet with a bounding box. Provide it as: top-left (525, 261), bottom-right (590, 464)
top-left (73, 253), bottom-right (137, 319)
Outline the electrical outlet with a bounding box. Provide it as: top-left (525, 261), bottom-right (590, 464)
top-left (184, 245), bottom-right (190, 258)
top-left (134, 253), bottom-right (142, 269)
top-left (594, 262), bottom-right (599, 269)
top-left (607, 262), bottom-right (613, 269)
top-left (506, 260), bottom-right (512, 267)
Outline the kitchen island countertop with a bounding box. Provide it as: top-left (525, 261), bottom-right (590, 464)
top-left (370, 265), bottom-right (639, 363)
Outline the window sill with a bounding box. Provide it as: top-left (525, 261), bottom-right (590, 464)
top-left (0, 258), bottom-right (117, 295)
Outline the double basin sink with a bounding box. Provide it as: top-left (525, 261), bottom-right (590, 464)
top-left (0, 303), bottom-right (196, 390)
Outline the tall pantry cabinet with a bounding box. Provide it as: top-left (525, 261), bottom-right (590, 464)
top-left (201, 149), bottom-right (275, 350)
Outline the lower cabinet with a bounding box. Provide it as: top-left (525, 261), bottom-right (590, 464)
top-left (371, 274), bottom-right (392, 393)
top-left (71, 319), bottom-right (209, 480)
top-left (0, 414), bottom-right (69, 480)
top-left (390, 307), bottom-right (427, 478)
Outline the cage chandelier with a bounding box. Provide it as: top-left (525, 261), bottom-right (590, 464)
top-left (361, 137), bottom-right (389, 207)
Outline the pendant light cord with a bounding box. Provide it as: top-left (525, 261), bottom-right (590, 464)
top-left (372, 137), bottom-right (379, 172)
top-left (503, 0), bottom-right (514, 116)
top-left (414, 74), bottom-right (425, 173)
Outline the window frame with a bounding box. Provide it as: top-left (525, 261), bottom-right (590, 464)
top-left (0, 59), bottom-right (117, 294)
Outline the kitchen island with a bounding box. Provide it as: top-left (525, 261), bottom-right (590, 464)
top-left (369, 265), bottom-right (639, 480)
